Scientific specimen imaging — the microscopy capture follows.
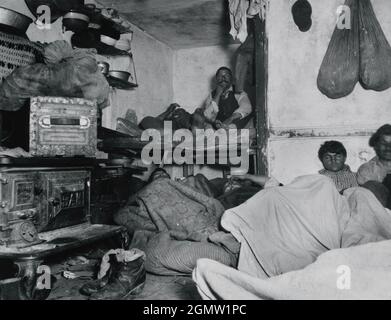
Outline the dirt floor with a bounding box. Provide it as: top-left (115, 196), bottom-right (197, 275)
top-left (0, 235), bottom-right (201, 300)
top-left (49, 273), bottom-right (201, 300)
top-left (45, 240), bottom-right (202, 300)
top-left (1, 238), bottom-right (202, 300)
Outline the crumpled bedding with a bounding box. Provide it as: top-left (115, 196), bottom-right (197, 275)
top-left (222, 175), bottom-right (350, 278)
top-left (115, 177), bottom-right (225, 242)
top-left (193, 175), bottom-right (391, 299)
top-left (114, 177), bottom-right (238, 275)
top-left (193, 240), bottom-right (391, 300)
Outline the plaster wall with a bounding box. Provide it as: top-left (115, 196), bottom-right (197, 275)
top-left (267, 0), bottom-right (391, 183)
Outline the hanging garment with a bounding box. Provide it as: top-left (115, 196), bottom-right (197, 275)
top-left (247, 0), bottom-right (268, 21)
top-left (229, 0), bottom-right (268, 43)
top-left (358, 0), bottom-right (391, 92)
top-left (317, 0), bottom-right (360, 99)
top-left (229, 0), bottom-right (249, 43)
top-left (235, 19), bottom-right (255, 93)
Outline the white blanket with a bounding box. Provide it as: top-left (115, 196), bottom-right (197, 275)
top-left (193, 240), bottom-right (391, 300)
top-left (193, 175), bottom-right (391, 299)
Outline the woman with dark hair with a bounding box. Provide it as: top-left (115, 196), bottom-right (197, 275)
top-left (357, 124), bottom-right (391, 207)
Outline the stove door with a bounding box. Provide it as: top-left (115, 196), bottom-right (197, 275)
top-left (38, 170), bottom-right (91, 232)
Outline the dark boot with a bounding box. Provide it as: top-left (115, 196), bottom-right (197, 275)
top-left (89, 253), bottom-right (146, 300)
top-left (80, 255), bottom-right (117, 296)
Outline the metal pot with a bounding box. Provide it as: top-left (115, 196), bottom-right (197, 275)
top-left (63, 10), bottom-right (90, 32)
top-left (108, 71), bottom-right (131, 82)
top-left (0, 7), bottom-right (33, 34)
top-left (54, 0), bottom-right (85, 11)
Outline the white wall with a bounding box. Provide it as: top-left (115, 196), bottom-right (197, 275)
top-left (0, 0), bottom-right (174, 130)
top-left (173, 44), bottom-right (240, 112)
top-left (267, 0), bottom-right (391, 183)
top-left (101, 25), bottom-right (174, 129)
top-left (170, 44), bottom-right (240, 179)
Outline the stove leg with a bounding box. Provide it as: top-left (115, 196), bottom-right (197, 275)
top-left (14, 259), bottom-right (44, 300)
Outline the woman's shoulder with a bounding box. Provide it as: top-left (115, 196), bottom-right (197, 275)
top-left (358, 157), bottom-right (379, 171)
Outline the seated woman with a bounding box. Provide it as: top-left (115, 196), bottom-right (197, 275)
top-left (357, 124), bottom-right (391, 208)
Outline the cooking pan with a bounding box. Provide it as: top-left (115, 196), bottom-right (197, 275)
top-left (0, 7), bottom-right (32, 34)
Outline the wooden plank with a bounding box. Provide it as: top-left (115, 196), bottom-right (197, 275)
top-left (254, 15), bottom-right (269, 175)
top-left (97, 0), bottom-right (214, 13)
top-left (0, 224), bottom-right (126, 259)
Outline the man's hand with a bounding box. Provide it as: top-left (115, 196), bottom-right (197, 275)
top-left (215, 120), bottom-right (229, 130)
top-left (223, 112), bottom-right (242, 126)
top-left (232, 174), bottom-right (271, 187)
top-left (213, 84), bottom-right (225, 103)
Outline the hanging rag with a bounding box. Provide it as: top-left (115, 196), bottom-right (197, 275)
top-left (229, 0), bottom-right (249, 43)
top-left (229, 0), bottom-right (268, 43)
top-left (247, 0), bottom-right (268, 21)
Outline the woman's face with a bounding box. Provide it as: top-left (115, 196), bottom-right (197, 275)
top-left (321, 152), bottom-right (346, 172)
top-left (375, 134), bottom-right (391, 161)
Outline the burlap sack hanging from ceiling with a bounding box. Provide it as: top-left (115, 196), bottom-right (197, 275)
top-left (358, 0), bottom-right (391, 92)
top-left (317, 0), bottom-right (360, 99)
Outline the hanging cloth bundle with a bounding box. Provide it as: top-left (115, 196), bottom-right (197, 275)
top-left (228, 0), bottom-right (268, 43)
top-left (317, 0), bottom-right (360, 99)
top-left (358, 0), bottom-right (391, 91)
top-left (318, 0), bottom-right (391, 99)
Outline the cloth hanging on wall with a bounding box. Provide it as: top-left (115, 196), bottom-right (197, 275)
top-left (228, 0), bottom-right (268, 43)
top-left (229, 0), bottom-right (249, 43)
top-left (247, 0), bottom-right (268, 21)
